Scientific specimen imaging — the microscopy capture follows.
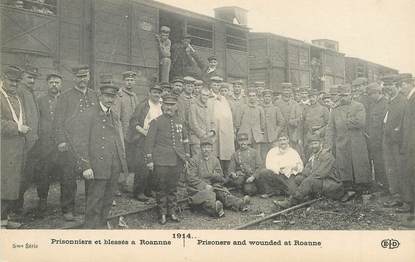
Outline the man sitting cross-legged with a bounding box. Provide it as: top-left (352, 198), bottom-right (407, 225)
top-left (275, 134), bottom-right (344, 208)
top-left (185, 137), bottom-right (250, 217)
top-left (246, 133), bottom-right (304, 198)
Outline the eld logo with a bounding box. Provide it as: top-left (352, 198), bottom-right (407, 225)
top-left (381, 239), bottom-right (400, 249)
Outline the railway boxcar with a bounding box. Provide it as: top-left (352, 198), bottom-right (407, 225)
top-left (345, 57), bottom-right (399, 83)
top-left (248, 32), bottom-right (311, 92)
top-left (1, 0), bottom-right (250, 100)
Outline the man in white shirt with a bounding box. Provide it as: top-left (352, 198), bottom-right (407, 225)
top-left (246, 133), bottom-right (304, 198)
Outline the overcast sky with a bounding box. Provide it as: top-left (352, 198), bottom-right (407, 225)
top-left (159, 0), bottom-right (414, 74)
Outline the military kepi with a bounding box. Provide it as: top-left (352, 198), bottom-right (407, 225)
top-left (122, 71), bottom-right (137, 79)
top-left (162, 94), bottom-right (178, 104)
top-left (99, 84), bottom-right (119, 96)
top-left (72, 65), bottom-right (89, 77)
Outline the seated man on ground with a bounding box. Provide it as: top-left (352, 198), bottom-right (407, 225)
top-left (275, 135), bottom-right (344, 208)
top-left (246, 133), bottom-right (304, 198)
top-left (227, 133), bottom-right (262, 195)
top-left (185, 137), bottom-right (250, 217)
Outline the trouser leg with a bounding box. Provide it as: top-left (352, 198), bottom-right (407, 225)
top-left (215, 190), bottom-right (242, 211)
top-left (166, 164), bottom-right (182, 215)
top-left (294, 177), bottom-right (323, 200)
top-left (383, 140), bottom-right (402, 197)
top-left (60, 153), bottom-right (78, 214)
top-left (133, 148), bottom-right (150, 197)
top-left (84, 179), bottom-right (107, 229)
top-left (372, 146), bottom-right (388, 190)
top-left (189, 189), bottom-right (217, 216)
top-left (220, 160), bottom-right (230, 176)
top-left (1, 200), bottom-right (13, 220)
top-left (160, 57), bottom-right (171, 83)
top-left (154, 165), bottom-right (180, 216)
top-left (260, 143), bottom-right (270, 165)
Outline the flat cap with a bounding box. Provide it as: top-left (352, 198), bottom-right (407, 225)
top-left (22, 65), bottom-right (40, 77)
top-left (99, 73), bottom-right (114, 84)
top-left (3, 65), bottom-right (22, 81)
top-left (232, 79), bottom-right (243, 85)
top-left (262, 89), bottom-right (273, 96)
top-left (183, 33), bottom-right (192, 39)
top-left (150, 84), bottom-right (163, 92)
top-left (200, 136), bottom-right (214, 146)
top-left (254, 81), bottom-right (266, 87)
top-left (122, 71), bottom-right (137, 79)
top-left (309, 133), bottom-right (322, 142)
top-left (160, 26), bottom-right (171, 33)
top-left (171, 77), bottom-right (184, 84)
top-left (298, 88), bottom-right (308, 94)
top-left (72, 65), bottom-right (89, 77)
top-left (210, 76), bottom-right (223, 83)
top-left (246, 87), bottom-right (257, 94)
top-left (99, 84), bottom-right (119, 96)
top-left (207, 55), bottom-right (217, 62)
top-left (194, 79), bottom-right (204, 85)
top-left (159, 82), bottom-right (170, 89)
top-left (280, 82), bottom-right (293, 89)
top-left (183, 76), bottom-right (196, 84)
top-left (237, 132), bottom-right (249, 141)
top-left (162, 94), bottom-right (178, 104)
top-left (46, 71), bottom-right (63, 81)
top-left (308, 89), bottom-right (319, 96)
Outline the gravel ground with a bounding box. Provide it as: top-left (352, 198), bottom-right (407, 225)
top-left (18, 182), bottom-right (411, 230)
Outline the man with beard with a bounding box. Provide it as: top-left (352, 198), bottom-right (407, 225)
top-left (55, 65), bottom-right (98, 221)
top-left (301, 89), bottom-right (329, 160)
top-left (145, 94), bottom-right (190, 225)
top-left (186, 137), bottom-right (250, 217)
top-left (129, 84), bottom-right (163, 201)
top-left (156, 26), bottom-right (171, 83)
top-left (1, 66), bottom-right (30, 228)
top-left (261, 89), bottom-right (285, 161)
top-left (78, 84), bottom-right (128, 229)
top-left (228, 133), bottom-right (262, 195)
top-left (275, 134), bottom-right (344, 208)
top-left (171, 77), bottom-right (184, 96)
top-left (15, 65), bottom-right (40, 213)
top-left (326, 85), bottom-right (371, 202)
top-left (246, 133), bottom-right (304, 198)
top-left (276, 83), bottom-right (302, 154)
top-left (207, 76), bottom-right (235, 175)
top-left (366, 83), bottom-right (388, 192)
top-left (238, 88), bottom-right (266, 152)
top-left (35, 72), bottom-right (64, 215)
top-left (188, 87), bottom-right (215, 157)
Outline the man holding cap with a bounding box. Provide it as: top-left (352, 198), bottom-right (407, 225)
top-left (35, 71), bottom-right (64, 214)
top-left (276, 134), bottom-right (344, 208)
top-left (144, 94), bottom-right (190, 225)
top-left (326, 84), bottom-right (371, 202)
top-left (1, 66), bottom-right (29, 228)
top-left (171, 34), bottom-right (197, 78)
top-left (75, 84), bottom-right (127, 229)
top-left (129, 84), bottom-right (163, 201)
top-left (156, 26), bottom-right (172, 82)
top-left (55, 64), bottom-right (99, 221)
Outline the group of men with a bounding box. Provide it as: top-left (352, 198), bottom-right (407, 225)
top-left (1, 55), bottom-right (414, 228)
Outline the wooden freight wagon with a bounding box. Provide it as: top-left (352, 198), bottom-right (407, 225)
top-left (310, 43), bottom-right (345, 91)
top-left (1, 0), bottom-right (250, 100)
top-left (345, 57), bottom-right (399, 84)
top-left (248, 32), bottom-right (311, 92)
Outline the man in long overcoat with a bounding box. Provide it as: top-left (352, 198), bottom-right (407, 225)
top-left (1, 66), bottom-right (30, 228)
top-left (326, 85), bottom-right (371, 201)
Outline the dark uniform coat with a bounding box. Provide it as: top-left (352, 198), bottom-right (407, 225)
top-left (37, 93), bottom-right (59, 158)
top-left (238, 104), bottom-right (265, 144)
top-left (228, 147), bottom-right (262, 176)
top-left (1, 91), bottom-right (26, 200)
top-left (144, 114), bottom-right (190, 166)
top-left (262, 103), bottom-right (285, 143)
top-left (326, 101), bottom-right (371, 184)
top-left (17, 84), bottom-right (39, 151)
top-left (277, 99), bottom-right (302, 143)
top-left (302, 103), bottom-right (329, 142)
top-left (177, 94), bottom-right (193, 132)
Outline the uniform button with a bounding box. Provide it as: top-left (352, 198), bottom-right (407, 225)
top-left (50, 111), bottom-right (54, 114)
top-left (102, 137), bottom-right (105, 139)
top-left (99, 156), bottom-right (104, 160)
top-left (80, 99), bottom-right (83, 102)
top-left (80, 110), bottom-right (83, 112)
top-left (101, 146), bottom-right (105, 149)
top-left (103, 119), bottom-right (106, 122)
top-left (102, 126), bottom-right (105, 129)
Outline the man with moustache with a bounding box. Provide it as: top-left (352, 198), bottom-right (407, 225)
top-left (171, 77), bottom-right (184, 96)
top-left (177, 76), bottom-right (196, 135)
top-left (77, 84), bottom-right (128, 229)
top-left (145, 94), bottom-right (190, 225)
top-left (129, 84), bottom-right (163, 201)
top-left (54, 65), bottom-right (98, 221)
top-left (1, 66), bottom-right (30, 228)
top-left (228, 79), bottom-right (246, 135)
top-left (35, 72), bottom-right (64, 215)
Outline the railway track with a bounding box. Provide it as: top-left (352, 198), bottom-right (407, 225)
top-left (62, 197), bottom-right (322, 230)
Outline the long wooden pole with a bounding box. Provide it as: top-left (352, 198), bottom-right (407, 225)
top-left (232, 198), bottom-right (321, 230)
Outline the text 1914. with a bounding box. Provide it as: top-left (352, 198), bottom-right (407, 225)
top-left (172, 233), bottom-right (192, 239)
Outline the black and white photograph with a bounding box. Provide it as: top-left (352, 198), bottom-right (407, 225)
top-left (0, 0), bottom-right (414, 238)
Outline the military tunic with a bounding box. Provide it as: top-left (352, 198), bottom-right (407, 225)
top-left (54, 86), bottom-right (98, 213)
top-left (144, 114), bottom-right (190, 215)
top-left (228, 94), bottom-right (246, 132)
top-left (186, 154), bottom-right (245, 215)
top-left (228, 146), bottom-right (262, 195)
top-left (302, 103), bottom-right (329, 159)
top-left (238, 104), bottom-right (266, 151)
top-left (277, 99), bottom-right (302, 146)
top-left (261, 103), bottom-right (285, 160)
top-left (188, 99), bottom-right (215, 156)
